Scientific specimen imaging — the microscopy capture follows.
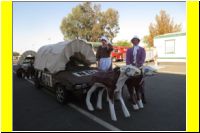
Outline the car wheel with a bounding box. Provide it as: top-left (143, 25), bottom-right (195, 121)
top-left (16, 69), bottom-right (22, 78)
top-left (55, 85), bottom-right (67, 104)
top-left (16, 68), bottom-right (25, 78)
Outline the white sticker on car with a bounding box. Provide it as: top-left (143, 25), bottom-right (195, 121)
top-left (73, 70), bottom-right (98, 77)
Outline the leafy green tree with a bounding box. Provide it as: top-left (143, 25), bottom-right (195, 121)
top-left (60, 2), bottom-right (119, 42)
top-left (113, 40), bottom-right (131, 47)
top-left (100, 8), bottom-right (120, 42)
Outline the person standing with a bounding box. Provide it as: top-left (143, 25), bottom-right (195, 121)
top-left (126, 35), bottom-right (147, 103)
top-left (96, 36), bottom-right (113, 71)
top-left (126, 36), bottom-right (146, 67)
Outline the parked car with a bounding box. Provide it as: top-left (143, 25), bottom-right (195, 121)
top-left (111, 46), bottom-right (129, 62)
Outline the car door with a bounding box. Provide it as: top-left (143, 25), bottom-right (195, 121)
top-left (41, 72), bottom-right (53, 87)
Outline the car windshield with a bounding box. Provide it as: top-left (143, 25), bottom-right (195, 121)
top-left (22, 57), bottom-right (34, 64)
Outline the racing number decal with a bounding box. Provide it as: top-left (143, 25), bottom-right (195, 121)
top-left (42, 73), bottom-right (53, 87)
top-left (73, 70), bottom-right (98, 77)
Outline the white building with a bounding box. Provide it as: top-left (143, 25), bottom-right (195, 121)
top-left (154, 32), bottom-right (186, 62)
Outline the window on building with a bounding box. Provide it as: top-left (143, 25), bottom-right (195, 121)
top-left (165, 39), bottom-right (175, 54)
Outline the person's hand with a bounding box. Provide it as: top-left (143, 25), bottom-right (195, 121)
top-left (106, 43), bottom-right (110, 49)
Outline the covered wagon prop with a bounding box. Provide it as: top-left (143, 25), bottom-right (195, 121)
top-left (16, 50), bottom-right (36, 78)
top-left (33, 39), bottom-right (98, 103)
top-left (34, 39), bottom-right (96, 74)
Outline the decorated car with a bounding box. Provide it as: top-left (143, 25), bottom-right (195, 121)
top-left (33, 39), bottom-right (98, 104)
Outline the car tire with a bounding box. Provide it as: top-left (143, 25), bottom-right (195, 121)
top-left (55, 84), bottom-right (68, 104)
top-left (16, 68), bottom-right (23, 78)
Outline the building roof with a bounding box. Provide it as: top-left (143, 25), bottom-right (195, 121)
top-left (154, 32), bottom-right (186, 39)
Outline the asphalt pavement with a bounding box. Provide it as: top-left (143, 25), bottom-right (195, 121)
top-left (13, 69), bottom-right (186, 131)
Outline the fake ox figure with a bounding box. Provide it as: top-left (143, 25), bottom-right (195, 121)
top-left (86, 65), bottom-right (141, 121)
top-left (123, 66), bottom-right (158, 110)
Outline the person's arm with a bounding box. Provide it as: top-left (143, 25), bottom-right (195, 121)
top-left (107, 44), bottom-right (113, 52)
top-left (126, 49), bottom-right (132, 65)
top-left (96, 46), bottom-right (101, 61)
top-left (137, 48), bottom-right (146, 67)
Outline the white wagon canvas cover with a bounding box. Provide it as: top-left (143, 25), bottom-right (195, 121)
top-left (17, 50), bottom-right (36, 65)
top-left (34, 39), bottom-right (96, 74)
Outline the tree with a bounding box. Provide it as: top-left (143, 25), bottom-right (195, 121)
top-left (60, 2), bottom-right (95, 40)
top-left (13, 51), bottom-right (20, 56)
top-left (100, 8), bottom-right (120, 42)
top-left (144, 10), bottom-right (182, 47)
top-left (60, 2), bottom-right (119, 42)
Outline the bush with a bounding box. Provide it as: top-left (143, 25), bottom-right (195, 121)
top-left (113, 40), bottom-right (131, 47)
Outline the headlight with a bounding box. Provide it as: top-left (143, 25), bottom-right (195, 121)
top-left (75, 85), bottom-right (82, 90)
top-left (74, 84), bottom-right (88, 90)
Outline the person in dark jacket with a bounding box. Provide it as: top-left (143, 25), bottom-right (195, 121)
top-left (96, 36), bottom-right (113, 71)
